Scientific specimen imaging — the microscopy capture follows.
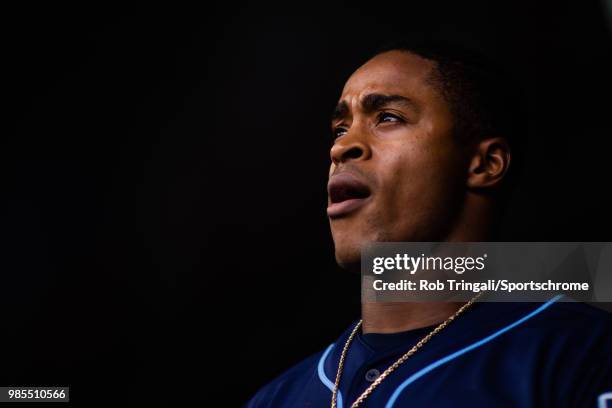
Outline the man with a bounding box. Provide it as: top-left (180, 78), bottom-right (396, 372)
top-left (245, 42), bottom-right (612, 407)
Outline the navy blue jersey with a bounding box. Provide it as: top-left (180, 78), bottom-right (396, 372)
top-left (245, 296), bottom-right (612, 407)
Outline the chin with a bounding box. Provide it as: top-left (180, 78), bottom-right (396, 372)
top-left (331, 233), bottom-right (365, 272)
top-left (334, 252), bottom-right (361, 272)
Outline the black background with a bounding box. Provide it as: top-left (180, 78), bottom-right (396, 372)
top-left (2, 2), bottom-right (611, 406)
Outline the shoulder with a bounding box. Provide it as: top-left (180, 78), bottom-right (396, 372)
top-left (529, 300), bottom-right (611, 339)
top-left (536, 301), bottom-right (612, 361)
top-left (547, 302), bottom-right (612, 405)
top-left (474, 298), bottom-right (611, 348)
top-left (514, 301), bottom-right (612, 406)
top-left (493, 300), bottom-right (612, 355)
top-left (544, 300), bottom-right (611, 323)
top-left (243, 348), bottom-right (326, 408)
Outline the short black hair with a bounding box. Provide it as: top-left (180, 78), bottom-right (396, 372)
top-left (374, 40), bottom-right (525, 194)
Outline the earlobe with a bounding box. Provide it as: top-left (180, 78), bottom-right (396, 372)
top-left (466, 137), bottom-right (511, 189)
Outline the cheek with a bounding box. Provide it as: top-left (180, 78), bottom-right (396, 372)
top-left (376, 142), bottom-right (463, 229)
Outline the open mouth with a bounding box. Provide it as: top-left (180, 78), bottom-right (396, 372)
top-left (327, 172), bottom-right (372, 218)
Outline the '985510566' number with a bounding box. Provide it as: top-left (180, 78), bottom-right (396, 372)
top-left (2, 387), bottom-right (69, 402)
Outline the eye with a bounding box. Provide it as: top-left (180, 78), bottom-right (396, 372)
top-left (332, 127), bottom-right (348, 139)
top-left (377, 112), bottom-right (403, 124)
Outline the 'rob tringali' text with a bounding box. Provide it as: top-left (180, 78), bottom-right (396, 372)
top-left (372, 279), bottom-right (590, 293)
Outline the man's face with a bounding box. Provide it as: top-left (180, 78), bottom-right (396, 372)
top-left (328, 50), bottom-right (469, 269)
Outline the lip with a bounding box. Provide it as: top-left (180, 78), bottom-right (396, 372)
top-left (327, 172), bottom-right (372, 218)
top-left (327, 197), bottom-right (370, 218)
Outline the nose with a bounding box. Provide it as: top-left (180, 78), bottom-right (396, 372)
top-left (330, 131), bottom-right (372, 165)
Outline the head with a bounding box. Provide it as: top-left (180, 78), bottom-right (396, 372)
top-left (327, 42), bottom-right (521, 270)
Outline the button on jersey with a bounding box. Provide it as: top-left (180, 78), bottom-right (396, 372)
top-left (245, 297), bottom-right (612, 408)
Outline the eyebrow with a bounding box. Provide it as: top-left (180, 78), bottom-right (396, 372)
top-left (331, 93), bottom-right (418, 122)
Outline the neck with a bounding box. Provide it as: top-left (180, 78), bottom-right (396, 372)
top-left (361, 193), bottom-right (494, 334)
top-left (361, 301), bottom-right (466, 333)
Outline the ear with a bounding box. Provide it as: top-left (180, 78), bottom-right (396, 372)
top-left (466, 137), bottom-right (512, 189)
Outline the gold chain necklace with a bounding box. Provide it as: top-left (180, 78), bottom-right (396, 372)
top-left (331, 292), bottom-right (484, 408)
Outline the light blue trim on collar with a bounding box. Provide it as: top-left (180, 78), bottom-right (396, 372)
top-left (385, 294), bottom-right (564, 408)
top-left (598, 391), bottom-right (612, 408)
top-left (318, 343), bottom-right (343, 408)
